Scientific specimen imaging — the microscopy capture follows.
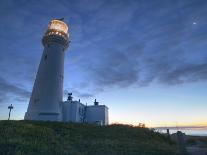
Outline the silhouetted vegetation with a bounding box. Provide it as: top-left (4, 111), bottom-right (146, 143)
top-left (0, 121), bottom-right (180, 155)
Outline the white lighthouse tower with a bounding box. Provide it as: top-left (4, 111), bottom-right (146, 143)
top-left (25, 19), bottom-right (69, 121)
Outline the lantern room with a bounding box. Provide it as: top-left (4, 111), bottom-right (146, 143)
top-left (48, 19), bottom-right (68, 34)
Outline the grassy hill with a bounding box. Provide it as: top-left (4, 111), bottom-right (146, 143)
top-left (0, 121), bottom-right (180, 155)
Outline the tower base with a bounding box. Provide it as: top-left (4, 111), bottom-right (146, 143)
top-left (24, 111), bottom-right (62, 121)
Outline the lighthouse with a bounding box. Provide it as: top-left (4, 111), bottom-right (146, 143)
top-left (24, 19), bottom-right (108, 124)
top-left (24, 19), bottom-right (69, 121)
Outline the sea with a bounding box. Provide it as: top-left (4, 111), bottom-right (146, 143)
top-left (155, 127), bottom-right (207, 136)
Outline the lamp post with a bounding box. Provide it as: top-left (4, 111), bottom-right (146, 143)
top-left (8, 104), bottom-right (14, 120)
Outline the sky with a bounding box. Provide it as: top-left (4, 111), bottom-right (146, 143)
top-left (0, 0), bottom-right (207, 127)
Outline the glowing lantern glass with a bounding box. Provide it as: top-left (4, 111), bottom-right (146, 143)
top-left (48, 20), bottom-right (68, 34)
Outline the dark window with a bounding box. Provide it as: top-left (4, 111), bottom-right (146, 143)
top-left (59, 75), bottom-right (63, 80)
top-left (34, 98), bottom-right (40, 103)
top-left (44, 54), bottom-right (47, 60)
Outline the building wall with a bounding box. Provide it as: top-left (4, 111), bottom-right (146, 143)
top-left (62, 100), bottom-right (85, 123)
top-left (25, 43), bottom-right (65, 121)
top-left (62, 101), bottom-right (108, 125)
top-left (86, 105), bottom-right (109, 125)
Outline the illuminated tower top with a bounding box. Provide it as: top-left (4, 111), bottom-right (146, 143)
top-left (48, 19), bottom-right (68, 33)
top-left (42, 19), bottom-right (69, 48)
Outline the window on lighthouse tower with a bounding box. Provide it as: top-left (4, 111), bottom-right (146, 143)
top-left (44, 54), bottom-right (47, 60)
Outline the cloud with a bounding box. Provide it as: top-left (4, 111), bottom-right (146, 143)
top-left (0, 0), bottom-right (207, 104)
top-left (158, 62), bottom-right (207, 85)
top-left (0, 77), bottom-right (30, 104)
top-left (66, 0), bottom-right (207, 92)
top-left (63, 89), bottom-right (93, 100)
top-left (77, 93), bottom-right (93, 98)
top-left (87, 48), bottom-right (140, 88)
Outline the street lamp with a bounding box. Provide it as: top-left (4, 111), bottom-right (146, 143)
top-left (8, 104), bottom-right (14, 120)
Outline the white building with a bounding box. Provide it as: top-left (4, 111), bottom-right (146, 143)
top-left (86, 101), bottom-right (109, 125)
top-left (62, 93), bottom-right (108, 125)
top-left (24, 19), bottom-right (109, 125)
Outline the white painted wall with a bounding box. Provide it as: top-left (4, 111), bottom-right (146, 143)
top-left (25, 37), bottom-right (68, 121)
top-left (62, 101), bottom-right (108, 125)
top-left (62, 100), bottom-right (85, 123)
top-left (86, 105), bottom-right (109, 125)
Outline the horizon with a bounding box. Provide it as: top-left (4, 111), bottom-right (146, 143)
top-left (0, 0), bottom-right (207, 128)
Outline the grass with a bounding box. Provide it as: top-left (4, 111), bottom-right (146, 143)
top-left (0, 120), bottom-right (180, 155)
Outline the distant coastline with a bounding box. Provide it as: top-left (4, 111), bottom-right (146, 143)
top-left (155, 126), bottom-right (207, 136)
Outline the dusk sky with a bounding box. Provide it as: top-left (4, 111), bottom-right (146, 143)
top-left (0, 0), bottom-right (207, 127)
